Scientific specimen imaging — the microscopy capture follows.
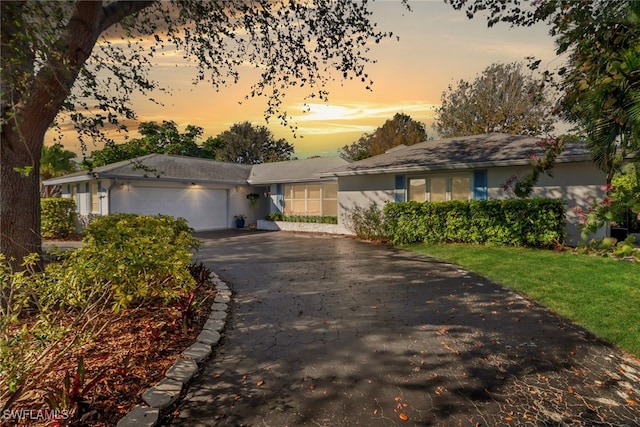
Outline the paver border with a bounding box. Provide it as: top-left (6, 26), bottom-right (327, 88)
top-left (117, 273), bottom-right (231, 427)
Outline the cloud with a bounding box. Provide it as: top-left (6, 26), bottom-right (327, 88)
top-left (291, 102), bottom-right (437, 122)
top-left (285, 101), bottom-right (436, 135)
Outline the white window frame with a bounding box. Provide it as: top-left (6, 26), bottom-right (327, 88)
top-left (407, 173), bottom-right (472, 202)
top-left (282, 181), bottom-right (338, 216)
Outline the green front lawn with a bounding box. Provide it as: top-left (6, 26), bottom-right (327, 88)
top-left (403, 243), bottom-right (640, 357)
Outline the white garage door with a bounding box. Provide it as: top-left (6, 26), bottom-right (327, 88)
top-left (113, 186), bottom-right (228, 230)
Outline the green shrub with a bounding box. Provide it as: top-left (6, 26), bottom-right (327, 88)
top-left (265, 213), bottom-right (338, 224)
top-left (65, 214), bottom-right (200, 312)
top-left (384, 199), bottom-right (566, 248)
top-left (345, 203), bottom-right (387, 241)
top-left (1, 214), bottom-right (201, 409)
top-left (41, 197), bottom-right (76, 239)
top-left (266, 212), bottom-right (284, 221)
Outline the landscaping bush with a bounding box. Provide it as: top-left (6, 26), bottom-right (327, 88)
top-left (265, 212), bottom-right (338, 224)
top-left (71, 214), bottom-right (200, 312)
top-left (41, 197), bottom-right (76, 239)
top-left (384, 199), bottom-right (566, 247)
top-left (345, 203), bottom-right (387, 241)
top-left (1, 213), bottom-right (201, 410)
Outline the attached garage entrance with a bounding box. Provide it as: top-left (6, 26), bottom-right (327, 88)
top-left (112, 186), bottom-right (228, 230)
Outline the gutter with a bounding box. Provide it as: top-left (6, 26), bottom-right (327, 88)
top-left (247, 176), bottom-right (338, 185)
top-left (45, 172), bottom-right (249, 187)
top-left (320, 155), bottom-right (593, 178)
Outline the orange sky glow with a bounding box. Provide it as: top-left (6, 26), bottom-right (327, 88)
top-left (50, 1), bottom-right (561, 159)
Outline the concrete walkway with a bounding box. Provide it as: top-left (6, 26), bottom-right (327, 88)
top-left (167, 230), bottom-right (640, 426)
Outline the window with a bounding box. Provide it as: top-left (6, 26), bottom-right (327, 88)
top-left (306, 184), bottom-right (321, 215)
top-left (71, 185), bottom-right (78, 211)
top-left (283, 182), bottom-right (338, 216)
top-left (407, 174), bottom-right (472, 202)
top-left (290, 184), bottom-right (306, 214)
top-left (429, 177), bottom-right (447, 202)
top-left (408, 178), bottom-right (426, 202)
top-left (451, 176), bottom-right (471, 201)
top-left (322, 183), bottom-right (338, 216)
top-left (90, 181), bottom-right (100, 213)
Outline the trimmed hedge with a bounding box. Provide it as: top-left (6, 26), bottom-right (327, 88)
top-left (266, 213), bottom-right (338, 224)
top-left (384, 199), bottom-right (566, 247)
top-left (41, 197), bottom-right (77, 239)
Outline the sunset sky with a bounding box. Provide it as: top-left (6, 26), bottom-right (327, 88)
top-left (52, 0), bottom-right (562, 159)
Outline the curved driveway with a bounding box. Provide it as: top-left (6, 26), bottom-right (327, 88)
top-left (169, 230), bottom-right (640, 426)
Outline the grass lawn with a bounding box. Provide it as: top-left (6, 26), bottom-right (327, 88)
top-left (403, 243), bottom-right (640, 357)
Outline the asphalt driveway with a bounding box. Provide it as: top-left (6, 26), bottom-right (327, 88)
top-left (167, 230), bottom-right (640, 426)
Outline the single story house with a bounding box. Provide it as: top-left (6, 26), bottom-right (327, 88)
top-left (44, 154), bottom-right (348, 231)
top-left (44, 133), bottom-right (606, 245)
top-left (320, 133), bottom-right (607, 245)
top-left (44, 154), bottom-right (258, 230)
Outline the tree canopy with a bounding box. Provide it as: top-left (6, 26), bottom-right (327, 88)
top-left (433, 62), bottom-right (556, 138)
top-left (1, 0), bottom-right (399, 268)
top-left (447, 0), bottom-right (640, 180)
top-left (84, 120), bottom-right (295, 167)
top-left (212, 122), bottom-right (295, 164)
top-left (40, 143), bottom-right (78, 197)
top-left (340, 113), bottom-right (427, 161)
top-left (84, 121), bottom-right (211, 168)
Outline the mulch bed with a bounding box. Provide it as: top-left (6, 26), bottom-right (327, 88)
top-left (7, 284), bottom-right (216, 427)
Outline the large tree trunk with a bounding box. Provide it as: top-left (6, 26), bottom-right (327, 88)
top-left (1, 1), bottom-right (153, 271)
top-left (0, 125), bottom-right (45, 271)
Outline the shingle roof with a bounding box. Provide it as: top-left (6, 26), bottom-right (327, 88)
top-left (248, 157), bottom-right (349, 184)
top-left (322, 133), bottom-right (592, 176)
top-left (44, 153), bottom-right (253, 185)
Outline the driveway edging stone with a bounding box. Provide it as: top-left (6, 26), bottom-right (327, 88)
top-left (116, 272), bottom-right (231, 427)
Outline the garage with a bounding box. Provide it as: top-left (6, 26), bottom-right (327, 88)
top-left (43, 154), bottom-right (261, 231)
top-left (112, 185), bottom-right (228, 231)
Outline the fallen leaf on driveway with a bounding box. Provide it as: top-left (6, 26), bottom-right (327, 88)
top-left (398, 413), bottom-right (408, 420)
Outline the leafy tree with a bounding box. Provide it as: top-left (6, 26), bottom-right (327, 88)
top-left (340, 113), bottom-right (426, 161)
top-left (40, 144), bottom-right (78, 197)
top-left (1, 1), bottom-right (397, 269)
top-left (213, 122), bottom-right (294, 164)
top-left (84, 120), bottom-right (208, 168)
top-left (433, 62), bottom-right (556, 138)
top-left (611, 163), bottom-right (640, 231)
top-left (447, 0), bottom-right (640, 181)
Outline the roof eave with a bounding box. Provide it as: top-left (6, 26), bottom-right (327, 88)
top-left (43, 173), bottom-right (96, 185)
top-left (322, 156), bottom-right (593, 177)
top-left (45, 173), bottom-right (249, 186)
top-left (98, 174), bottom-right (250, 186)
top-left (248, 176), bottom-right (338, 185)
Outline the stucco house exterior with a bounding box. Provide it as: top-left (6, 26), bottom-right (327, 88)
top-left (43, 154), bottom-right (347, 231)
top-left (321, 133), bottom-right (607, 245)
top-left (44, 133), bottom-right (606, 245)
top-left (44, 154), bottom-right (259, 230)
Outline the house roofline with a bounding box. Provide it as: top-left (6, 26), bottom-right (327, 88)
top-left (43, 173), bottom-right (96, 185)
top-left (320, 155), bottom-right (593, 177)
top-left (247, 176), bottom-right (338, 185)
top-left (44, 173), bottom-right (249, 186)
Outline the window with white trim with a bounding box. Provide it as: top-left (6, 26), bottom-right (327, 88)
top-left (90, 181), bottom-right (100, 213)
top-left (71, 184), bottom-right (78, 210)
top-left (283, 182), bottom-right (338, 216)
top-left (407, 174), bottom-right (471, 202)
